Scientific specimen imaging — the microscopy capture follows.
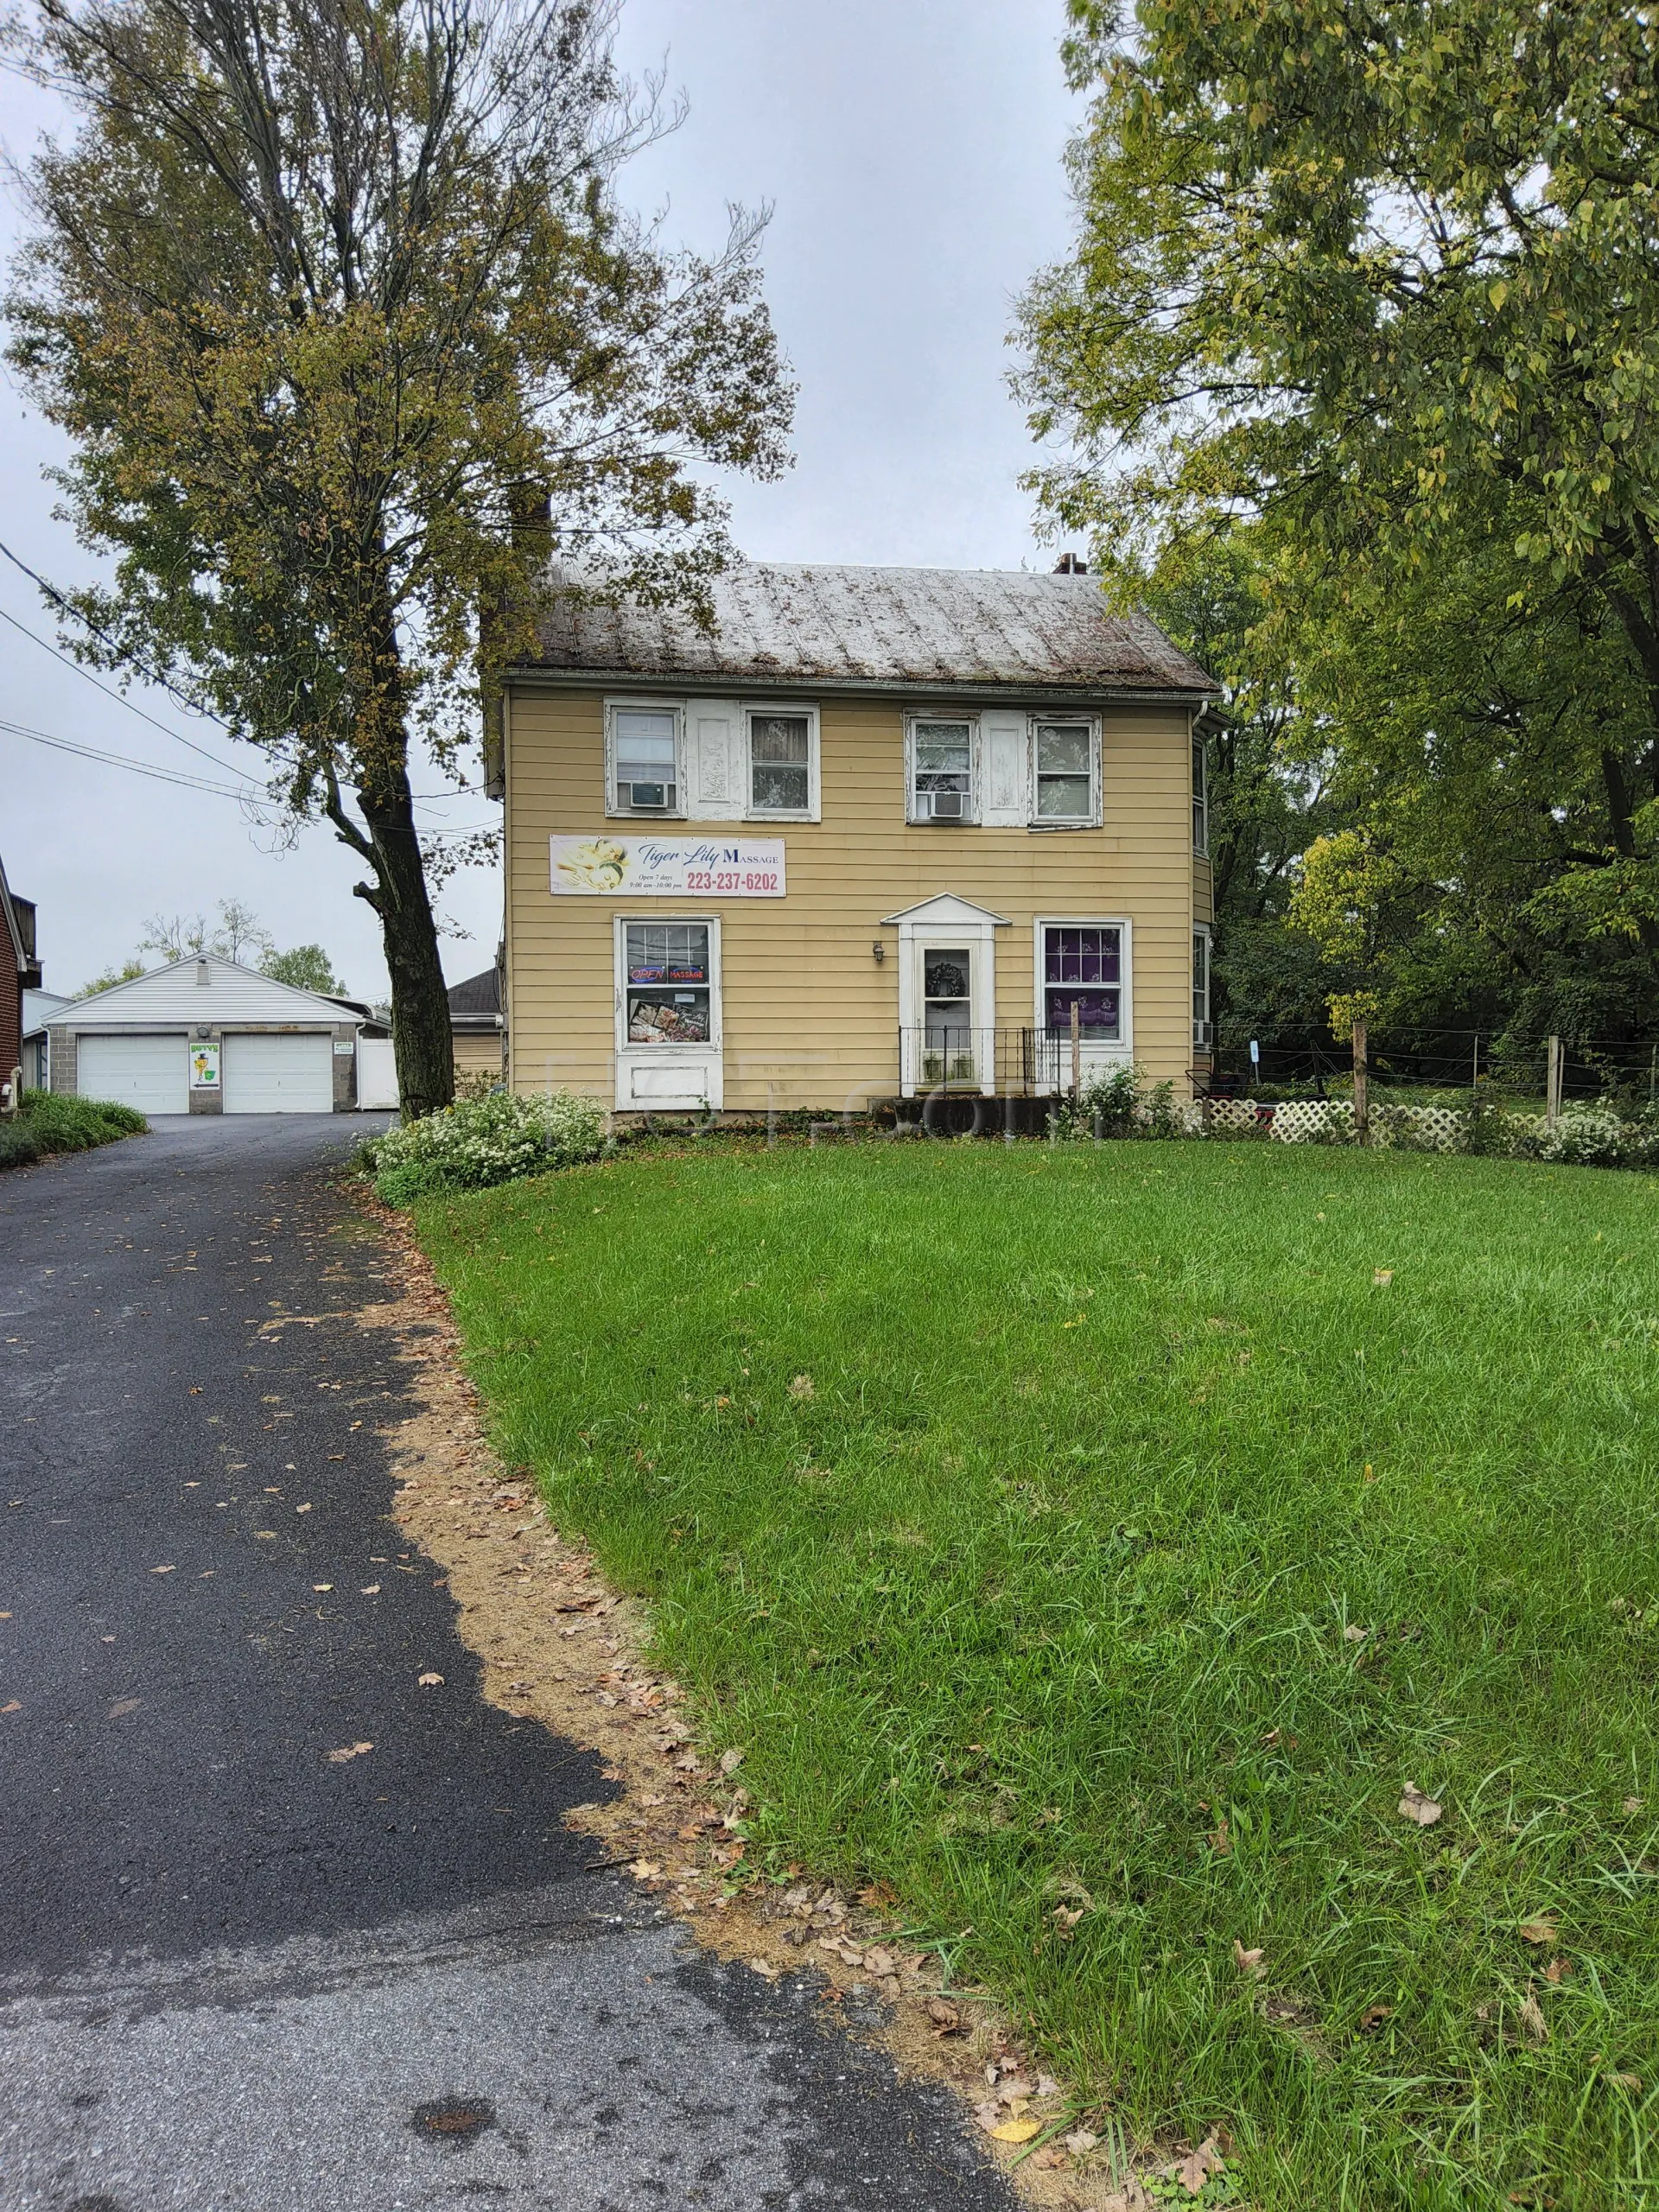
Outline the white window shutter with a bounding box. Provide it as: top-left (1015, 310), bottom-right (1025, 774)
top-left (685, 701), bottom-right (742, 819)
top-left (980, 710), bottom-right (1027, 826)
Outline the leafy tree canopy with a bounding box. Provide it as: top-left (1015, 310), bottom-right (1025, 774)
top-left (1020, 0), bottom-right (1659, 1026)
top-left (260, 943), bottom-right (348, 995)
top-left (7, 0), bottom-right (793, 1114)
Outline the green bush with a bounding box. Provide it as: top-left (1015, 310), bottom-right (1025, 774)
top-left (0, 1090), bottom-right (147, 1170)
top-left (0, 1122), bottom-right (42, 1169)
top-left (22, 1090), bottom-right (148, 1151)
top-left (370, 1088), bottom-right (607, 1206)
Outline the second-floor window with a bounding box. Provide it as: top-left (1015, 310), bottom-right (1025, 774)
top-left (1033, 720), bottom-right (1095, 822)
top-left (1192, 737), bottom-right (1209, 855)
top-left (613, 707), bottom-right (680, 813)
top-left (910, 718), bottom-right (975, 823)
top-left (749, 712), bottom-right (811, 814)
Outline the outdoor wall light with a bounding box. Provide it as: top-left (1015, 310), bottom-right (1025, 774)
top-left (872, 941), bottom-right (885, 963)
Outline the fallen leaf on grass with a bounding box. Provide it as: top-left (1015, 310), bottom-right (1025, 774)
top-left (1545, 1956), bottom-right (1573, 1984)
top-left (719, 1747), bottom-right (745, 1774)
top-left (788, 1374), bottom-right (814, 1399)
top-left (1624, 1796), bottom-right (1644, 1814)
top-left (990, 2117), bottom-right (1043, 2145)
top-left (925, 1997), bottom-right (963, 2034)
top-left (1233, 1938), bottom-right (1267, 1978)
top-left (1519, 1987), bottom-right (1549, 2044)
top-left (1518, 1915), bottom-right (1558, 1945)
top-left (747, 1956), bottom-right (783, 1981)
top-left (1398, 1783), bottom-right (1443, 1827)
top-left (417, 1671), bottom-right (443, 1687)
top-left (1344, 1624), bottom-right (1369, 1642)
top-left (1359, 2002), bottom-right (1393, 2032)
top-left (327, 1740), bottom-right (373, 1764)
top-left (1373, 1268), bottom-right (1394, 1286)
top-left (629, 1859), bottom-right (662, 1880)
top-left (1064, 2129), bottom-right (1100, 2155)
top-left (1178, 2134), bottom-right (1228, 2195)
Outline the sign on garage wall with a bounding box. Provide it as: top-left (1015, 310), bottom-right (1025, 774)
top-left (189, 1039), bottom-right (220, 1090)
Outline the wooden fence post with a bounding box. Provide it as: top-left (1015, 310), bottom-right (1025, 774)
top-left (1351, 1019), bottom-right (1369, 1144)
top-left (1546, 1034), bottom-right (1564, 1128)
top-left (1071, 999), bottom-right (1082, 1104)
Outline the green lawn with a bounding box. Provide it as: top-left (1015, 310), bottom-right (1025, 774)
top-left (416, 1141), bottom-right (1659, 2210)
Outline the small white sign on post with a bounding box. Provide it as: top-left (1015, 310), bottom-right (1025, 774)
top-left (550, 836), bottom-right (785, 898)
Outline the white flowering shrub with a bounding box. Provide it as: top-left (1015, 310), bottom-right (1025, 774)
top-left (368, 1090), bottom-right (607, 1205)
top-left (1500, 1105), bottom-right (1659, 1169)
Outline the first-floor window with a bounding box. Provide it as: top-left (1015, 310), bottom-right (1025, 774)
top-left (1193, 930), bottom-right (1211, 1043)
top-left (1043, 925), bottom-right (1121, 1038)
top-left (749, 711), bottom-right (811, 812)
top-left (625, 921), bottom-right (711, 1045)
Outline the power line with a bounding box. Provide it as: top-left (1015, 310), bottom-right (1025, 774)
top-left (0, 538), bottom-right (496, 818)
top-left (0, 600), bottom-right (265, 784)
top-left (0, 537), bottom-right (233, 729)
top-left (0, 718), bottom-right (254, 796)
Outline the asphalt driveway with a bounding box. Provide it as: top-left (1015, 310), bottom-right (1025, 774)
top-left (0, 1116), bottom-right (1014, 2211)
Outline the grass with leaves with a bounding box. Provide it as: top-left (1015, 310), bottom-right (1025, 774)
top-left (414, 1139), bottom-right (1659, 2211)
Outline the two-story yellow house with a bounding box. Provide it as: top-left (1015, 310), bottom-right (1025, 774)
top-left (495, 562), bottom-right (1217, 1119)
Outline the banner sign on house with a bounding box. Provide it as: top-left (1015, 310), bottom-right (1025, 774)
top-left (550, 836), bottom-right (786, 898)
top-left (189, 1039), bottom-right (220, 1090)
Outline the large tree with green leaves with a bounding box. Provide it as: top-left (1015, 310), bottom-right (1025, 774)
top-left (8, 0), bottom-right (792, 1115)
top-left (1019, 0), bottom-right (1659, 1009)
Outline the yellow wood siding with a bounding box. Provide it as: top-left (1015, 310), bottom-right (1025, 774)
top-left (505, 689), bottom-right (1200, 1109)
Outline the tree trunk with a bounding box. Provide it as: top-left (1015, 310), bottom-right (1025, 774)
top-left (326, 738), bottom-right (454, 1122)
top-left (359, 781), bottom-right (454, 1120)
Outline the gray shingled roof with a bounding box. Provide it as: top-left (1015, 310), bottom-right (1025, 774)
top-left (524, 563), bottom-right (1216, 695)
top-left (448, 967), bottom-right (500, 1024)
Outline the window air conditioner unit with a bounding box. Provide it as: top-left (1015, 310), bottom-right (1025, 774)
top-left (626, 780), bottom-right (675, 810)
top-left (1193, 1020), bottom-right (1215, 1047)
top-left (923, 790), bottom-right (966, 821)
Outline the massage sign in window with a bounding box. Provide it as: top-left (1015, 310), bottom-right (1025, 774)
top-left (1043, 925), bottom-right (1122, 1039)
top-left (626, 923), bottom-right (712, 1046)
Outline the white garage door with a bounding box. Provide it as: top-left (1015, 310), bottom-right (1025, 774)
top-left (222, 1032), bottom-right (335, 1114)
top-left (78, 1033), bottom-right (188, 1116)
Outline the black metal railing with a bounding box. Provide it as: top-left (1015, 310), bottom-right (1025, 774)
top-left (894, 1025), bottom-right (1127, 1096)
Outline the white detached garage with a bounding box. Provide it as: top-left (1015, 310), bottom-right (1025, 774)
top-left (48, 956), bottom-right (365, 1116)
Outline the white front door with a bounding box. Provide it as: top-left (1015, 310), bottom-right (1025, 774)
top-left (896, 925), bottom-right (1000, 1096)
top-left (78, 1033), bottom-right (188, 1116)
top-left (615, 918), bottom-right (723, 1111)
top-left (222, 1032), bottom-right (334, 1113)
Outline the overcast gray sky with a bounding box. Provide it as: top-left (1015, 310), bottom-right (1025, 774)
top-left (0, 0), bottom-right (1082, 1002)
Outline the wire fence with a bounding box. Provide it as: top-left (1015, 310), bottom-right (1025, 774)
top-left (1207, 1028), bottom-right (1659, 1109)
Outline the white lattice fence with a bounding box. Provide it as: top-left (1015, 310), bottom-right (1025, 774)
top-left (1371, 1104), bottom-right (1468, 1152)
top-left (1205, 1097), bottom-right (1267, 1136)
top-left (1270, 1100), bottom-right (1354, 1143)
